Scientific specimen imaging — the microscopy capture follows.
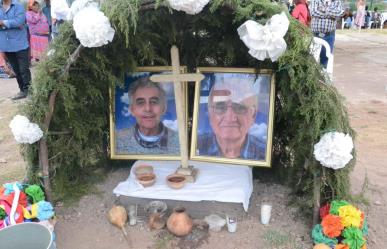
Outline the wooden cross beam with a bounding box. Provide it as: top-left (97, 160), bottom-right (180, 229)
top-left (150, 45), bottom-right (204, 168)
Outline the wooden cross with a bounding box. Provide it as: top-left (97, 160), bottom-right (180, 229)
top-left (150, 45), bottom-right (204, 168)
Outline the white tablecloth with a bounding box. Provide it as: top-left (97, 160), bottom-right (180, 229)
top-left (113, 160), bottom-right (253, 211)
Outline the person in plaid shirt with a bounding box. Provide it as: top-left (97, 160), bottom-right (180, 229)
top-left (310, 0), bottom-right (344, 67)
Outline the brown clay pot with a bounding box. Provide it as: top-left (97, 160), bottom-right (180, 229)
top-left (166, 173), bottom-right (186, 189)
top-left (134, 164), bottom-right (153, 177)
top-left (136, 173), bottom-right (156, 187)
top-left (166, 207), bottom-right (193, 236)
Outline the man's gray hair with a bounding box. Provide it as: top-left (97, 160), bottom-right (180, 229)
top-left (128, 76), bottom-right (167, 106)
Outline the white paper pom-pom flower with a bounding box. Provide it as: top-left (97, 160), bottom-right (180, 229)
top-left (46, 49), bottom-right (55, 57)
top-left (9, 115), bottom-right (43, 144)
top-left (167, 0), bottom-right (210, 15)
top-left (313, 132), bottom-right (354, 170)
top-left (237, 12), bottom-right (289, 62)
top-left (69, 0), bottom-right (98, 19)
top-left (73, 6), bottom-right (115, 48)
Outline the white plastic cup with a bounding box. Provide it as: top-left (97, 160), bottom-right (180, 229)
top-left (226, 216), bottom-right (237, 233)
top-left (128, 205), bottom-right (137, 226)
top-left (260, 204), bottom-right (272, 225)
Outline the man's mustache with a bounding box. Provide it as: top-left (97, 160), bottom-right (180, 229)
top-left (142, 112), bottom-right (156, 118)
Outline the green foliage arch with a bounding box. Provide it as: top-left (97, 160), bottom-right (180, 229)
top-left (21, 0), bottom-right (355, 211)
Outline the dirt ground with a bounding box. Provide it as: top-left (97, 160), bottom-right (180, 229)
top-left (0, 30), bottom-right (386, 249)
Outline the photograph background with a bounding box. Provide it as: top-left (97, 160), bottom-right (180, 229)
top-left (114, 72), bottom-right (178, 131)
top-left (197, 72), bottom-right (271, 145)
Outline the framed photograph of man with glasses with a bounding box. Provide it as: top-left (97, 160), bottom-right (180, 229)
top-left (190, 67), bottom-right (275, 167)
top-left (110, 66), bottom-right (187, 160)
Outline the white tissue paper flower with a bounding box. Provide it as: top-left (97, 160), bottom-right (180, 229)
top-left (69, 0), bottom-right (98, 19)
top-left (9, 115), bottom-right (43, 144)
top-left (237, 12), bottom-right (289, 62)
top-left (313, 132), bottom-right (354, 170)
top-left (167, 0), bottom-right (210, 15)
top-left (51, 0), bottom-right (71, 21)
top-left (73, 6), bottom-right (115, 48)
top-left (46, 49), bottom-right (55, 57)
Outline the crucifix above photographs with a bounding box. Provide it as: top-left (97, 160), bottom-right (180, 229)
top-left (190, 67), bottom-right (275, 167)
top-left (109, 66), bottom-right (187, 161)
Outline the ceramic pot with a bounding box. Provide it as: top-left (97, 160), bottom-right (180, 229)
top-left (136, 173), bottom-right (156, 187)
top-left (166, 174), bottom-right (186, 189)
top-left (166, 207), bottom-right (193, 236)
top-left (148, 213), bottom-right (166, 230)
top-left (134, 164), bottom-right (153, 177)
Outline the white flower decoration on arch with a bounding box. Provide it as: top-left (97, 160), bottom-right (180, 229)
top-left (313, 132), bottom-right (354, 170)
top-left (69, 0), bottom-right (99, 20)
top-left (237, 12), bottom-right (289, 62)
top-left (167, 0), bottom-right (210, 15)
top-left (9, 115), bottom-right (43, 144)
top-left (73, 6), bottom-right (115, 48)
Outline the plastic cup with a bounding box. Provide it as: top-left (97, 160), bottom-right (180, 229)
top-left (226, 216), bottom-right (237, 233)
top-left (128, 204), bottom-right (137, 226)
top-left (260, 204), bottom-right (272, 225)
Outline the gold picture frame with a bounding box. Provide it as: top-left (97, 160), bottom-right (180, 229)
top-left (190, 67), bottom-right (275, 167)
top-left (110, 66), bottom-right (187, 160)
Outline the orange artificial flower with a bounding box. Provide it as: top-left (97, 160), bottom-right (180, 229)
top-left (335, 244), bottom-right (349, 249)
top-left (359, 211), bottom-right (365, 228)
top-left (322, 214), bottom-right (344, 238)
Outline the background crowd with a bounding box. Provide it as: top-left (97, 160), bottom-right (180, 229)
top-left (289, 0), bottom-right (385, 30)
top-left (289, 0), bottom-right (385, 69)
top-left (0, 0), bottom-right (73, 100)
top-left (1, 0), bottom-right (51, 78)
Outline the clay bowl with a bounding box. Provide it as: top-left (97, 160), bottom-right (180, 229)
top-left (134, 164), bottom-right (154, 177)
top-left (137, 173), bottom-right (156, 187)
top-left (166, 174), bottom-right (186, 189)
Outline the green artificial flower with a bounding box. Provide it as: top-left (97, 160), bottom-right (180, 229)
top-left (0, 207), bottom-right (6, 220)
top-left (330, 200), bottom-right (350, 215)
top-left (342, 227), bottom-right (365, 249)
top-left (25, 185), bottom-right (45, 203)
top-left (362, 218), bottom-right (368, 236)
top-left (312, 224), bottom-right (338, 246)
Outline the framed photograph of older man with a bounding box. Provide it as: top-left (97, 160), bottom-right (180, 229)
top-left (190, 67), bottom-right (275, 167)
top-left (110, 66), bottom-right (187, 160)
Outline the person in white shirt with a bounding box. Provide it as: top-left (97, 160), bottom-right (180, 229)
top-left (50, 0), bottom-right (71, 38)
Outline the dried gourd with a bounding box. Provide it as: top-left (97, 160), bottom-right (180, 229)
top-left (107, 205), bottom-right (132, 247)
top-left (107, 205), bottom-right (127, 228)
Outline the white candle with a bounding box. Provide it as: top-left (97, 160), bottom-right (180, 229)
top-left (260, 204), bottom-right (272, 225)
top-left (226, 216), bottom-right (237, 233)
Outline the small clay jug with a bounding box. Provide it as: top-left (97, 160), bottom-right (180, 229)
top-left (166, 207), bottom-right (193, 236)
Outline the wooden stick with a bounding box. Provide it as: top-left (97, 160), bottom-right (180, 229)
top-left (313, 169), bottom-right (321, 226)
top-left (47, 130), bottom-right (72, 135)
top-left (121, 227), bottom-right (132, 248)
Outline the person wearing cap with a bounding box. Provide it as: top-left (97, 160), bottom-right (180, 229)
top-left (115, 77), bottom-right (180, 155)
top-left (197, 74), bottom-right (266, 160)
top-left (0, 0), bottom-right (31, 100)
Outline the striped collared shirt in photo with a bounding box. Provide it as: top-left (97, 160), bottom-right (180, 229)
top-left (310, 0), bottom-right (344, 34)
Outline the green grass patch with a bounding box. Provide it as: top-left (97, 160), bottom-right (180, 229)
top-left (263, 230), bottom-right (304, 249)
